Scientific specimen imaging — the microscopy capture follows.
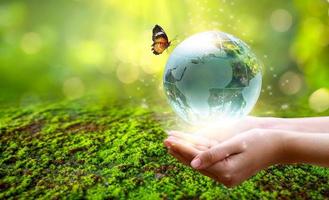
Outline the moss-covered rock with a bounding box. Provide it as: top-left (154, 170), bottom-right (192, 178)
top-left (0, 99), bottom-right (328, 199)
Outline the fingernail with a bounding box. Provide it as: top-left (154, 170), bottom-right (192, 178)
top-left (191, 158), bottom-right (201, 169)
top-left (164, 140), bottom-right (171, 148)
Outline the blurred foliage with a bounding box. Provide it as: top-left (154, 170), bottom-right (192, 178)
top-left (0, 0), bottom-right (328, 112)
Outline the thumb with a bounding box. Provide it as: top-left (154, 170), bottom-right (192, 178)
top-left (190, 138), bottom-right (243, 169)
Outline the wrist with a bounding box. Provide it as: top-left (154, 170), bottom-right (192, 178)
top-left (265, 130), bottom-right (329, 167)
top-left (274, 130), bottom-right (301, 164)
top-left (255, 117), bottom-right (284, 130)
top-left (265, 129), bottom-right (287, 165)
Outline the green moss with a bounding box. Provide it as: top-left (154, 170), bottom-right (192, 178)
top-left (0, 98), bottom-right (329, 199)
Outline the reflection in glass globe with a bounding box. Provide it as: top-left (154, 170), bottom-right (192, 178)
top-left (163, 31), bottom-right (262, 125)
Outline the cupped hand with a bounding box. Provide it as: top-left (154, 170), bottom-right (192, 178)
top-left (164, 128), bottom-right (284, 187)
top-left (164, 116), bottom-right (266, 166)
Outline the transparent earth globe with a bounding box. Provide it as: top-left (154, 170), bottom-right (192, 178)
top-left (163, 31), bottom-right (262, 125)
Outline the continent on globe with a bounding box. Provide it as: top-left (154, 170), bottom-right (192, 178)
top-left (208, 88), bottom-right (246, 118)
top-left (164, 66), bottom-right (191, 118)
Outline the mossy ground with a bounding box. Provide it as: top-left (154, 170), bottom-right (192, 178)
top-left (0, 98), bottom-right (328, 199)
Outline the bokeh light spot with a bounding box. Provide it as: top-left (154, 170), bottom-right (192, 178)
top-left (309, 88), bottom-right (329, 112)
top-left (116, 63), bottom-right (139, 84)
top-left (73, 41), bottom-right (105, 66)
top-left (62, 77), bottom-right (85, 99)
top-left (281, 104), bottom-right (289, 110)
top-left (270, 9), bottom-right (292, 32)
top-left (21, 32), bottom-right (43, 54)
top-left (279, 71), bottom-right (303, 95)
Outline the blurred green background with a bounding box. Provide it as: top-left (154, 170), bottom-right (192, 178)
top-left (0, 0), bottom-right (328, 112)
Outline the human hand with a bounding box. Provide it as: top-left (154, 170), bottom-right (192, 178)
top-left (164, 128), bottom-right (284, 187)
top-left (164, 116), bottom-right (269, 167)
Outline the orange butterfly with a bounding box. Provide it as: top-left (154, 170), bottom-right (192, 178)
top-left (151, 24), bottom-right (171, 55)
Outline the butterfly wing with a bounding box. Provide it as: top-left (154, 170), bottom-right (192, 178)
top-left (152, 37), bottom-right (169, 55)
top-left (151, 24), bottom-right (170, 55)
top-left (152, 24), bottom-right (168, 41)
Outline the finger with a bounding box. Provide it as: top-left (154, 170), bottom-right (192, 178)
top-left (166, 137), bottom-right (243, 187)
top-left (210, 153), bottom-right (256, 187)
top-left (168, 130), bottom-right (213, 148)
top-left (223, 153), bottom-right (257, 186)
top-left (168, 149), bottom-right (221, 181)
top-left (165, 136), bottom-right (201, 152)
top-left (205, 155), bottom-right (240, 187)
top-left (168, 149), bottom-right (190, 166)
top-left (194, 144), bottom-right (210, 151)
top-left (167, 135), bottom-right (209, 151)
top-left (164, 137), bottom-right (201, 159)
top-left (198, 169), bottom-right (222, 182)
top-left (190, 138), bottom-right (243, 169)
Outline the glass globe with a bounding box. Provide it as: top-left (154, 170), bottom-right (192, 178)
top-left (163, 31), bottom-right (262, 125)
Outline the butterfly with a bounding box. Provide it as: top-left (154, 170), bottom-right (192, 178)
top-left (151, 24), bottom-right (171, 55)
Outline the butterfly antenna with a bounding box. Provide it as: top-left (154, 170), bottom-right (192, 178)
top-left (170, 35), bottom-right (179, 45)
top-left (166, 35), bottom-right (179, 54)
